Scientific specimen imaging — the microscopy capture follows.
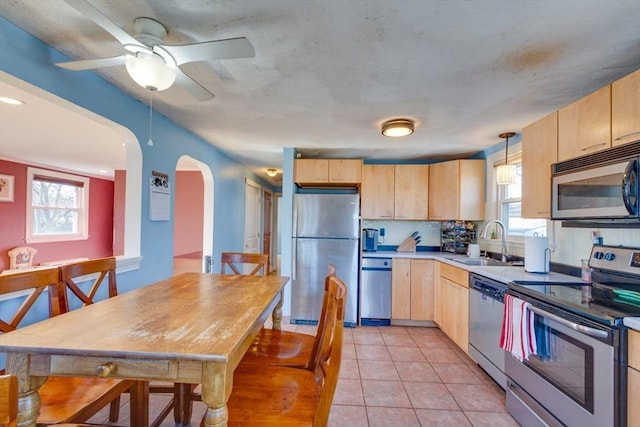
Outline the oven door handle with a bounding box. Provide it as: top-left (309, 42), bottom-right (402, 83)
top-left (528, 305), bottom-right (609, 339)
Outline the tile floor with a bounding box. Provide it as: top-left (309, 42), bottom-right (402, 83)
top-left (87, 319), bottom-right (520, 426)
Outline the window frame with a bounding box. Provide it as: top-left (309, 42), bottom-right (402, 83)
top-left (25, 167), bottom-right (90, 244)
top-left (495, 156), bottom-right (546, 241)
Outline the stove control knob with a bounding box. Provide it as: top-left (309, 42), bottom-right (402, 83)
top-left (594, 251), bottom-right (604, 260)
top-left (604, 252), bottom-right (616, 261)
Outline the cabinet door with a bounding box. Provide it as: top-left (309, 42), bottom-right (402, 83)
top-left (361, 165), bottom-right (395, 219)
top-left (458, 160), bottom-right (485, 221)
top-left (449, 281), bottom-right (469, 353)
top-left (391, 258), bottom-right (411, 320)
top-left (395, 165), bottom-right (429, 220)
top-left (429, 161), bottom-right (459, 220)
top-left (522, 111), bottom-right (558, 218)
top-left (558, 85), bottom-right (611, 161)
top-left (434, 263), bottom-right (444, 326)
top-left (629, 367), bottom-right (640, 427)
top-left (410, 259), bottom-right (434, 321)
top-left (612, 69), bottom-right (640, 147)
top-left (328, 159), bottom-right (362, 183)
top-left (294, 159), bottom-right (328, 184)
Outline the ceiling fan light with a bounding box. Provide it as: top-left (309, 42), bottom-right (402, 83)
top-left (125, 52), bottom-right (176, 91)
top-left (381, 119), bottom-right (414, 137)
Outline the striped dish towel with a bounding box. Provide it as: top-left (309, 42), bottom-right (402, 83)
top-left (500, 294), bottom-right (537, 361)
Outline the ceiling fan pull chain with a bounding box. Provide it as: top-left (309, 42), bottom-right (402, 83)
top-left (148, 90), bottom-right (154, 146)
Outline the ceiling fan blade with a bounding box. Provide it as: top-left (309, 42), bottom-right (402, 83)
top-left (56, 55), bottom-right (126, 71)
top-left (175, 69), bottom-right (215, 101)
top-left (163, 37), bottom-right (255, 66)
top-left (64, 0), bottom-right (140, 47)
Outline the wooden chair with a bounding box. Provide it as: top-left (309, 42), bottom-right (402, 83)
top-left (0, 374), bottom-right (116, 427)
top-left (202, 273), bottom-right (347, 426)
top-left (239, 264), bottom-right (337, 369)
top-left (0, 268), bottom-right (131, 425)
top-left (220, 252), bottom-right (269, 275)
top-left (58, 257), bottom-right (118, 312)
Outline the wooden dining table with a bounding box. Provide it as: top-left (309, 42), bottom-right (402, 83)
top-left (0, 272), bottom-right (289, 427)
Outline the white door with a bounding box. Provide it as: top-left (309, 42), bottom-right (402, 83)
top-left (244, 179), bottom-right (262, 256)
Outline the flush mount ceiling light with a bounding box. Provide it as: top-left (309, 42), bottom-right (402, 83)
top-left (266, 168), bottom-right (278, 177)
top-left (381, 119), bottom-right (414, 137)
top-left (496, 132), bottom-right (517, 185)
top-left (0, 96), bottom-right (24, 105)
top-left (124, 50), bottom-right (176, 91)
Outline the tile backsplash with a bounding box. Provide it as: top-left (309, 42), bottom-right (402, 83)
top-left (362, 220), bottom-right (442, 247)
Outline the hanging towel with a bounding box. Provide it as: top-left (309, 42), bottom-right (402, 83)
top-left (500, 294), bottom-right (537, 361)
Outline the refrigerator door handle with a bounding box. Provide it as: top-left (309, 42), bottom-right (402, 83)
top-left (291, 238), bottom-right (297, 281)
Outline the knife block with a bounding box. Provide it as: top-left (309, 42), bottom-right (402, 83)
top-left (396, 236), bottom-right (416, 253)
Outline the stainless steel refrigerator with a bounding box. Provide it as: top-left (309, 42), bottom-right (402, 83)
top-left (291, 193), bottom-right (359, 326)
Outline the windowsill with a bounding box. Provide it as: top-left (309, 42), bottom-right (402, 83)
top-left (25, 235), bottom-right (89, 244)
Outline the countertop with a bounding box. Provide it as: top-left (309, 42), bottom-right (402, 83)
top-left (362, 250), bottom-right (585, 284)
top-left (624, 318), bottom-right (640, 331)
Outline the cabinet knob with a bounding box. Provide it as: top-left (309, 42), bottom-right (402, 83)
top-left (96, 362), bottom-right (116, 377)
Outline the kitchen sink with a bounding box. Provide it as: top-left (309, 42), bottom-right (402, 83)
top-left (446, 257), bottom-right (515, 267)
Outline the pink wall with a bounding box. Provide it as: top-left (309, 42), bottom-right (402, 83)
top-left (173, 171), bottom-right (204, 257)
top-left (113, 169), bottom-right (126, 256)
top-left (0, 159), bottom-right (114, 271)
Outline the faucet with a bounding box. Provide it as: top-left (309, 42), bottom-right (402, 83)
top-left (479, 220), bottom-right (508, 262)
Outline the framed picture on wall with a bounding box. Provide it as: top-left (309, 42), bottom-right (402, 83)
top-left (0, 174), bottom-right (14, 202)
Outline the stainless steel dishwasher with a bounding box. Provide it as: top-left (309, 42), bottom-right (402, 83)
top-left (360, 257), bottom-right (391, 326)
top-left (469, 273), bottom-right (507, 389)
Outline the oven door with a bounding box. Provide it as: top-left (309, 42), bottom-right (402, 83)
top-left (505, 301), bottom-right (617, 427)
top-left (552, 159), bottom-right (637, 219)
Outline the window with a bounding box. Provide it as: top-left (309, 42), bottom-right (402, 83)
top-left (26, 167), bottom-right (89, 243)
top-left (496, 161), bottom-right (546, 238)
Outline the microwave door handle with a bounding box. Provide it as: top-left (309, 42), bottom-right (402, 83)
top-left (622, 159), bottom-right (638, 215)
top-left (528, 305), bottom-right (609, 339)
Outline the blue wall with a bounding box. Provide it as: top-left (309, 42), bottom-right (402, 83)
top-left (0, 18), bottom-right (274, 292)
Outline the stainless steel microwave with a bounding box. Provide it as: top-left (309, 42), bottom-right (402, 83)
top-left (551, 141), bottom-right (639, 221)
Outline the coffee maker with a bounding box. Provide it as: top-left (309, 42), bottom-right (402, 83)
top-left (362, 228), bottom-right (379, 252)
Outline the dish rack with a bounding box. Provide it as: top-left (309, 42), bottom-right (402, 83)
top-left (441, 220), bottom-right (476, 254)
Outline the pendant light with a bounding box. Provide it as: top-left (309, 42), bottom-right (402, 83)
top-left (496, 132), bottom-right (516, 185)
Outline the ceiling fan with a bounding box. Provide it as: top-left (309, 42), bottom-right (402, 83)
top-left (55, 0), bottom-right (255, 101)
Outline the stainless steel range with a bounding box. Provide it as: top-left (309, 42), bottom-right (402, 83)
top-left (506, 244), bottom-right (640, 427)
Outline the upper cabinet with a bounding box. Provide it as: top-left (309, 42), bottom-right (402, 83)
top-left (294, 159), bottom-right (362, 186)
top-left (522, 112), bottom-right (558, 218)
top-left (361, 164), bottom-right (395, 219)
top-left (428, 159), bottom-right (485, 221)
top-left (361, 164), bottom-right (429, 220)
top-left (394, 165), bottom-right (429, 220)
top-left (558, 85), bottom-right (611, 161)
top-left (612, 68), bottom-right (640, 147)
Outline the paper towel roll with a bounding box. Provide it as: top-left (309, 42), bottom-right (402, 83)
top-left (525, 235), bottom-right (549, 273)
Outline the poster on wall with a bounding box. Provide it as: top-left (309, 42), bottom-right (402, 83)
top-left (0, 174), bottom-right (15, 202)
top-left (149, 171), bottom-right (170, 221)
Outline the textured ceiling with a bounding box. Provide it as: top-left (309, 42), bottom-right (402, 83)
top-left (0, 0), bottom-right (639, 183)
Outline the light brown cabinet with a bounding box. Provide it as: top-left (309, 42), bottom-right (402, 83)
top-left (629, 329), bottom-right (640, 427)
top-left (428, 159), bottom-right (485, 221)
top-left (394, 165), bottom-right (429, 220)
top-left (391, 259), bottom-right (434, 322)
top-left (436, 262), bottom-right (469, 353)
top-left (612, 69), bottom-right (640, 147)
top-left (361, 164), bottom-right (395, 219)
top-left (294, 158), bottom-right (362, 185)
top-left (558, 85), bottom-right (611, 161)
top-left (522, 111), bottom-right (558, 218)
top-left (361, 164), bottom-right (429, 220)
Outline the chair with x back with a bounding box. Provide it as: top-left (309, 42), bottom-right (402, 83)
top-left (220, 252), bottom-right (269, 276)
top-left (58, 257), bottom-right (117, 311)
top-left (0, 268), bottom-right (131, 425)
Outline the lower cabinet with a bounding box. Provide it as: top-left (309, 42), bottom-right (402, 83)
top-left (629, 329), bottom-right (640, 427)
top-left (391, 259), bottom-right (435, 323)
top-left (436, 262), bottom-right (469, 353)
